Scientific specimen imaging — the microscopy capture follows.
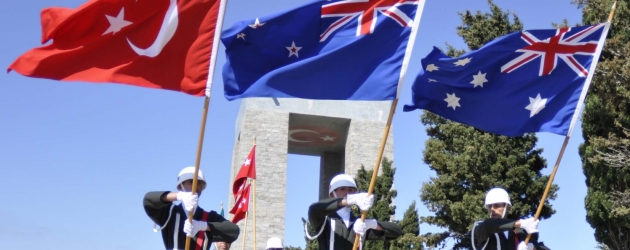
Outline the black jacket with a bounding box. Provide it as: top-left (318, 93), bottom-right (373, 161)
top-left (308, 197), bottom-right (403, 250)
top-left (144, 191), bottom-right (240, 250)
top-left (471, 219), bottom-right (550, 250)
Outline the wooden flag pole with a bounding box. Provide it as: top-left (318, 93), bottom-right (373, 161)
top-left (252, 180), bottom-right (257, 248)
top-left (213, 202), bottom-right (224, 250)
top-left (241, 211), bottom-right (249, 250)
top-left (522, 136), bottom-right (569, 245)
top-left (241, 179), bottom-right (250, 250)
top-left (252, 137), bottom-right (257, 249)
top-left (184, 96), bottom-right (211, 250)
top-left (523, 2), bottom-right (616, 245)
top-left (351, 98), bottom-right (398, 250)
top-left (349, 2), bottom-right (425, 249)
top-left (608, 1), bottom-right (617, 23)
top-left (183, 0), bottom-right (229, 247)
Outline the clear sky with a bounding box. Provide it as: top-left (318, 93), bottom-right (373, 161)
top-left (0, 0), bottom-right (598, 249)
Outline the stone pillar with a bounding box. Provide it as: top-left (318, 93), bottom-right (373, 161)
top-left (229, 108), bottom-right (288, 250)
top-left (229, 98), bottom-right (395, 249)
top-left (319, 151), bottom-right (344, 199)
top-left (344, 120), bottom-right (394, 177)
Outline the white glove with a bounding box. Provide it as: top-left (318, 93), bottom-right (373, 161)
top-left (177, 192), bottom-right (199, 213)
top-left (353, 219), bottom-right (377, 236)
top-left (346, 193), bottom-right (374, 211)
top-left (518, 217), bottom-right (539, 234)
top-left (517, 242), bottom-right (534, 250)
top-left (184, 220), bottom-right (208, 237)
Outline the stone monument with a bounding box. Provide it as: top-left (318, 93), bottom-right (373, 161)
top-left (228, 98), bottom-right (394, 249)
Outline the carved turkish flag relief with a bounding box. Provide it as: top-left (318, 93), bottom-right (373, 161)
top-left (8, 0), bottom-right (220, 96)
top-left (288, 125), bottom-right (341, 146)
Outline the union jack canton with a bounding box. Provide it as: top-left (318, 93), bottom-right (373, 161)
top-left (320, 0), bottom-right (419, 41)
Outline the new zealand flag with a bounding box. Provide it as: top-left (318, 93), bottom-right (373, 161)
top-left (221, 0), bottom-right (423, 100)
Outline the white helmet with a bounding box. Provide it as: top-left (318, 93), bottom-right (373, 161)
top-left (328, 174), bottom-right (357, 196)
top-left (176, 166), bottom-right (206, 190)
top-left (485, 187), bottom-right (511, 206)
top-left (266, 237), bottom-right (283, 249)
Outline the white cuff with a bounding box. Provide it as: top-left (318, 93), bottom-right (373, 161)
top-left (365, 219), bottom-right (378, 229)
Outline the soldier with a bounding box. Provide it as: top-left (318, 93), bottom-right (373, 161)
top-left (471, 187), bottom-right (550, 250)
top-left (307, 173), bottom-right (403, 249)
top-left (215, 241), bottom-right (231, 250)
top-left (144, 166), bottom-right (240, 250)
top-left (266, 237), bottom-right (284, 250)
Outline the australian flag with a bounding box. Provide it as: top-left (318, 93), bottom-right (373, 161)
top-left (403, 23), bottom-right (610, 136)
top-left (221, 0), bottom-right (423, 101)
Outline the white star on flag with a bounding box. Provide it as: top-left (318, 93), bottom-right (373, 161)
top-left (426, 64), bottom-right (439, 72)
top-left (238, 199), bottom-right (247, 208)
top-left (470, 71), bottom-right (488, 88)
top-left (525, 93), bottom-right (548, 117)
top-left (444, 93), bottom-right (461, 110)
top-left (103, 8), bottom-right (133, 35)
top-left (286, 41), bottom-right (302, 58)
top-left (320, 135), bottom-right (335, 141)
top-left (454, 57), bottom-right (472, 66)
top-left (237, 33), bottom-right (246, 40)
top-left (243, 158), bottom-right (251, 166)
top-left (248, 18), bottom-right (265, 29)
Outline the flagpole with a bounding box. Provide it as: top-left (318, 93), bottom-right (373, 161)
top-left (523, 4), bottom-right (615, 245)
top-left (252, 137), bottom-right (257, 249)
top-left (252, 180), bottom-right (257, 248)
top-left (351, 1), bottom-right (426, 249)
top-left (241, 211), bottom-right (249, 250)
top-left (241, 180), bottom-right (250, 250)
top-left (351, 98), bottom-right (397, 250)
top-left (213, 202), bottom-right (224, 250)
top-left (184, 96), bottom-right (211, 250)
top-left (184, 0), bottom-right (229, 248)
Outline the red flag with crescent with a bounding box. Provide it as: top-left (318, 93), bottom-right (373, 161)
top-left (8, 0), bottom-right (221, 96)
top-left (232, 145), bottom-right (256, 200)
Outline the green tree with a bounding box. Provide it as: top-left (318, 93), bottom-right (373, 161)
top-left (353, 157), bottom-right (397, 250)
top-left (591, 129), bottom-right (630, 218)
top-left (301, 157), bottom-right (397, 250)
top-left (419, 1), bottom-right (558, 249)
top-left (392, 201), bottom-right (423, 250)
top-left (576, 0), bottom-right (630, 249)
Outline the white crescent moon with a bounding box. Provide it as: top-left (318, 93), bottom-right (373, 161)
top-left (126, 0), bottom-right (178, 57)
top-left (288, 129), bottom-right (319, 143)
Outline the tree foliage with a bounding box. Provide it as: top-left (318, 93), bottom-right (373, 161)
top-left (419, 1), bottom-right (558, 249)
top-left (392, 201), bottom-right (423, 250)
top-left (577, 0), bottom-right (630, 249)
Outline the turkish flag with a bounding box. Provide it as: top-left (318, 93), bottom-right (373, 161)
top-left (232, 145), bottom-right (256, 199)
top-left (229, 183), bottom-right (250, 224)
top-left (8, 0), bottom-right (220, 96)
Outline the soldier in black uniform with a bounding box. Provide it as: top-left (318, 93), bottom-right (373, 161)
top-left (144, 167), bottom-right (239, 250)
top-left (471, 188), bottom-right (550, 250)
top-left (307, 173), bottom-right (402, 250)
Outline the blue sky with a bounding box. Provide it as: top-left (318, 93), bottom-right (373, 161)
top-left (0, 0), bottom-right (597, 249)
